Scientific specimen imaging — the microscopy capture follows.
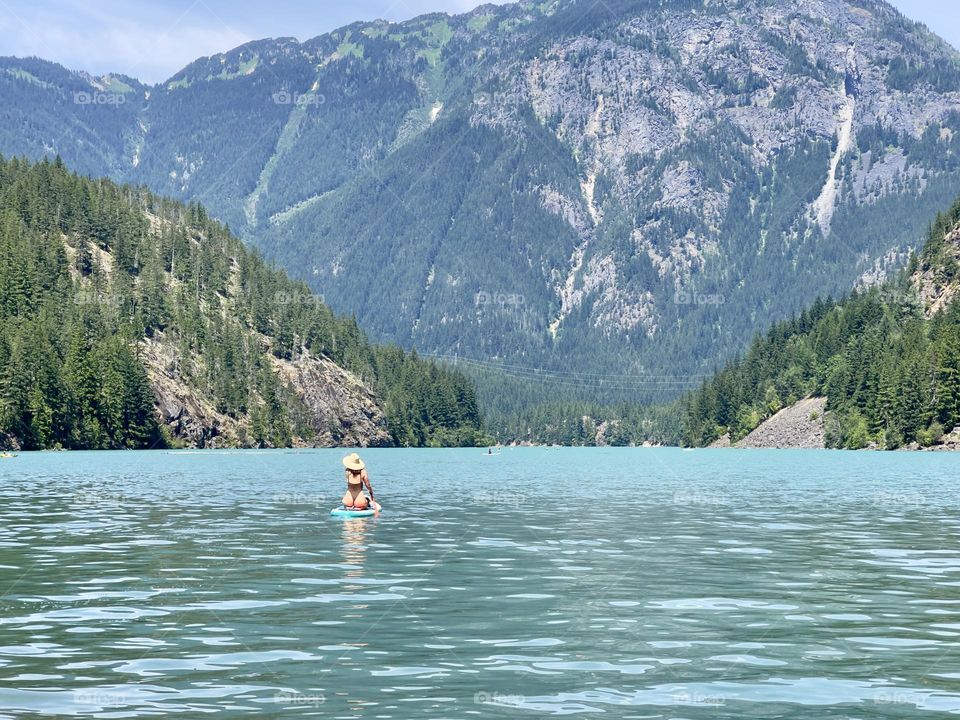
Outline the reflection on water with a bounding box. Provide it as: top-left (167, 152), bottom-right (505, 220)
top-left (341, 518), bottom-right (371, 636)
top-left (1, 448), bottom-right (960, 717)
top-left (341, 517), bottom-right (369, 578)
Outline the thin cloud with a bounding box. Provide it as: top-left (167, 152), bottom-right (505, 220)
top-left (22, 24), bottom-right (250, 83)
top-left (0, 0), bottom-right (518, 82)
top-left (0, 1), bottom-right (250, 82)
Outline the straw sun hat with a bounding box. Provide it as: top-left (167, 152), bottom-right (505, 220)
top-left (342, 453), bottom-right (365, 471)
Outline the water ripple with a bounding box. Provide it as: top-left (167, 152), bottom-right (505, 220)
top-left (1, 448), bottom-right (959, 717)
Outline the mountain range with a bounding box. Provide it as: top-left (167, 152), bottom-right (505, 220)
top-left (3, 0), bottom-right (960, 419)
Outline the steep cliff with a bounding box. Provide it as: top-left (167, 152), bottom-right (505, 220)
top-left (141, 335), bottom-right (391, 448)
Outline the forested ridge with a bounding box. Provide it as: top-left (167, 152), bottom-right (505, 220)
top-left (684, 197), bottom-right (960, 450)
top-left (0, 156), bottom-right (485, 450)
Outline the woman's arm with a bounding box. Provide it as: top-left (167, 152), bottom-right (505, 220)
top-left (363, 470), bottom-right (374, 500)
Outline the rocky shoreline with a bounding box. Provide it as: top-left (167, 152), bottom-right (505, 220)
top-left (707, 397), bottom-right (960, 451)
top-left (709, 398), bottom-right (827, 450)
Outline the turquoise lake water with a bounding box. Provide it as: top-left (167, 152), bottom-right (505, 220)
top-left (1, 447), bottom-right (960, 717)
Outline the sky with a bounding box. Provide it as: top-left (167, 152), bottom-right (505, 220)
top-left (0, 0), bottom-right (954, 84)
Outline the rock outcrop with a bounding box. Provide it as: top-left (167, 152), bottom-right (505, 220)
top-left (141, 334), bottom-right (391, 449)
top-left (708, 434), bottom-right (732, 449)
top-left (269, 353), bottom-right (391, 448)
top-left (736, 397), bottom-right (827, 449)
top-left (142, 336), bottom-right (242, 448)
top-left (926, 427), bottom-right (960, 452)
top-left (914, 224), bottom-right (960, 317)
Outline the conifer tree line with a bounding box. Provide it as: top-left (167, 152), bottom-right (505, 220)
top-left (684, 197), bottom-right (960, 450)
top-left (0, 155), bottom-right (484, 449)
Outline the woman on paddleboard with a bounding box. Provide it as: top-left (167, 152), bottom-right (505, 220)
top-left (342, 453), bottom-right (376, 510)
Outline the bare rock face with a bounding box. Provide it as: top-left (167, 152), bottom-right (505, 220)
top-left (914, 225), bottom-right (960, 317)
top-left (517, 0), bottom-right (960, 319)
top-left (736, 397), bottom-right (828, 449)
top-left (464, 0), bottom-right (960, 384)
top-left (270, 354), bottom-right (392, 448)
top-left (708, 434), bottom-right (732, 448)
top-left (928, 427), bottom-right (960, 451)
top-left (141, 337), bottom-right (243, 448)
top-left (141, 335), bottom-right (391, 449)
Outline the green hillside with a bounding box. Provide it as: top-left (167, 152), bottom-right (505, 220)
top-left (0, 156), bottom-right (484, 450)
top-left (685, 198), bottom-right (960, 450)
